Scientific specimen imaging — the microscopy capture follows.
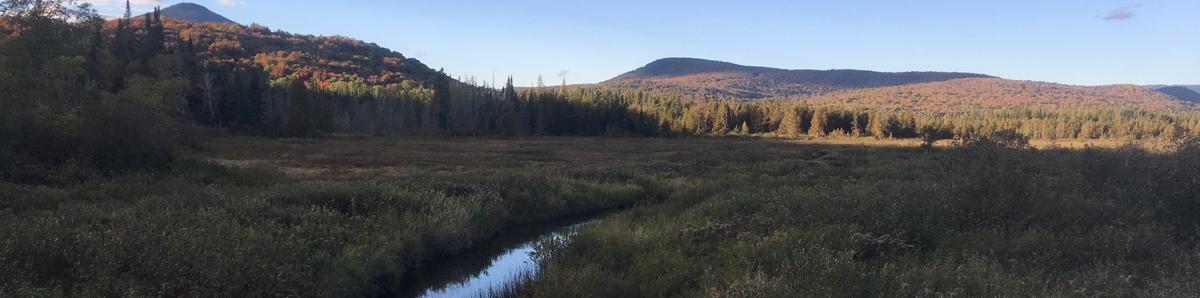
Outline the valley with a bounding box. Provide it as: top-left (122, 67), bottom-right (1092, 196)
top-left (2, 1), bottom-right (1199, 297)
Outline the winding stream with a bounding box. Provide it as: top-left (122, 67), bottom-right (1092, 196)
top-left (387, 216), bottom-right (597, 298)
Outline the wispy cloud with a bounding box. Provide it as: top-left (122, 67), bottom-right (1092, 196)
top-left (218, 0), bottom-right (247, 6)
top-left (1101, 5), bottom-right (1139, 21)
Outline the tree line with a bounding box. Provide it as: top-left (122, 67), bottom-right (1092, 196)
top-left (4, 0), bottom-right (1200, 183)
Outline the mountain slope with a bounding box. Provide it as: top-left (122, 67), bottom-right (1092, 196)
top-left (1154, 86), bottom-right (1200, 102)
top-left (156, 3), bottom-right (237, 24)
top-left (108, 3), bottom-right (439, 90)
top-left (158, 19), bottom-right (441, 90)
top-left (807, 78), bottom-right (1190, 112)
top-left (600, 58), bottom-right (993, 99)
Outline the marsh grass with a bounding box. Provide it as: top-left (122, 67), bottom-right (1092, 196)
top-left (0, 136), bottom-right (691, 296)
top-left (3, 135), bottom-right (1198, 296)
top-left (518, 137), bottom-right (1200, 297)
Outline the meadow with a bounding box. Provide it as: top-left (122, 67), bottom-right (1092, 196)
top-left (2, 135), bottom-right (1199, 297)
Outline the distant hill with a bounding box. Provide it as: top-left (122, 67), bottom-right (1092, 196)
top-left (600, 58), bottom-right (993, 99)
top-left (157, 19), bottom-right (442, 89)
top-left (1148, 85), bottom-right (1200, 94)
top-left (104, 2), bottom-right (441, 91)
top-left (806, 78), bottom-right (1190, 112)
top-left (154, 3), bottom-right (237, 24)
top-left (109, 4), bottom-right (440, 90)
top-left (589, 58), bottom-right (1194, 111)
top-left (1152, 86), bottom-right (1200, 102)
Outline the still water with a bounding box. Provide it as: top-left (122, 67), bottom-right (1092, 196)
top-left (389, 216), bottom-right (596, 298)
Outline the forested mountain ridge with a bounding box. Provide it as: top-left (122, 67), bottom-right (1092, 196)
top-left (1152, 86), bottom-right (1200, 102)
top-left (599, 57), bottom-right (993, 99)
top-left (1148, 85), bottom-right (1200, 94)
top-left (805, 78), bottom-right (1194, 112)
top-left (109, 18), bottom-right (444, 92)
top-left (590, 58), bottom-right (1195, 112)
top-left (153, 3), bottom-right (236, 24)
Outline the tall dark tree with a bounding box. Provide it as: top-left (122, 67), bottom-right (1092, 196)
top-left (433, 72), bottom-right (451, 130)
top-left (141, 6), bottom-right (164, 61)
top-left (285, 80), bottom-right (313, 136)
top-left (84, 19), bottom-right (104, 84)
top-left (109, 0), bottom-right (133, 91)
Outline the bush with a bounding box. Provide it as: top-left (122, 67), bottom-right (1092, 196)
top-left (958, 129), bottom-right (1030, 149)
top-left (919, 126), bottom-right (953, 148)
top-left (0, 75), bottom-right (184, 183)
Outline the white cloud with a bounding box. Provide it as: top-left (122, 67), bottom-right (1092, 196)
top-left (218, 0), bottom-right (248, 6)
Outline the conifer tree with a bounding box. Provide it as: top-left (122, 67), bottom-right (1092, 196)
top-left (110, 1), bottom-right (133, 91)
top-left (712, 102), bottom-right (730, 134)
top-left (809, 107), bottom-right (827, 136)
top-left (778, 104), bottom-right (803, 137)
top-left (285, 80), bottom-right (313, 136)
top-left (84, 20), bottom-right (104, 83)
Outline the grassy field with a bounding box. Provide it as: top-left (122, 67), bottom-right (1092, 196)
top-left (3, 135), bottom-right (1199, 297)
top-left (516, 137), bottom-right (1200, 297)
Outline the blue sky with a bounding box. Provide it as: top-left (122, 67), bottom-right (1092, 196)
top-left (87, 0), bottom-right (1199, 87)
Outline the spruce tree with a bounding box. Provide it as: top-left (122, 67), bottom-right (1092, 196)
top-left (809, 107), bottom-right (827, 136)
top-left (285, 80), bottom-right (313, 136)
top-left (778, 104), bottom-right (802, 137)
top-left (712, 102), bottom-right (730, 134)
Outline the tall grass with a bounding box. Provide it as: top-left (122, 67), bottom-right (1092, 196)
top-left (0, 150), bottom-right (671, 296)
top-left (520, 137), bottom-right (1200, 297)
top-left (5, 136), bottom-right (1199, 296)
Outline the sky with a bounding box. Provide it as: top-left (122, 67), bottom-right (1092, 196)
top-left (84, 0), bottom-right (1200, 87)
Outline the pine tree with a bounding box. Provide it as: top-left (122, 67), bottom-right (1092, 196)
top-left (809, 107), bottom-right (827, 136)
top-left (433, 72), bottom-right (451, 130)
top-left (285, 80), bottom-right (313, 136)
top-left (142, 7), bottom-right (164, 59)
top-left (778, 104), bottom-right (803, 137)
top-left (110, 1), bottom-right (134, 91)
top-left (712, 102), bottom-right (730, 134)
top-left (868, 111), bottom-right (892, 139)
top-left (85, 20), bottom-right (104, 83)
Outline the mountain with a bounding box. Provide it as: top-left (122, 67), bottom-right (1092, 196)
top-left (1153, 86), bottom-right (1200, 102)
top-left (1148, 85), bottom-right (1200, 94)
top-left (591, 58), bottom-right (1194, 111)
top-left (599, 58), bottom-right (993, 99)
top-left (145, 16), bottom-right (442, 90)
top-left (155, 3), bottom-right (237, 24)
top-left (806, 78), bottom-right (1190, 112)
top-left (107, 3), bottom-right (439, 90)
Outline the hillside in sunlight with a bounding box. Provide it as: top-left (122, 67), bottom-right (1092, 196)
top-left (597, 57), bottom-right (992, 99)
top-left (580, 58), bottom-right (1195, 112)
top-left (110, 14), bottom-right (444, 92)
top-left (153, 3), bottom-right (237, 24)
top-left (805, 78), bottom-right (1193, 112)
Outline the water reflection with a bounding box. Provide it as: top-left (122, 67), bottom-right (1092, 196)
top-left (387, 216), bottom-right (595, 298)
